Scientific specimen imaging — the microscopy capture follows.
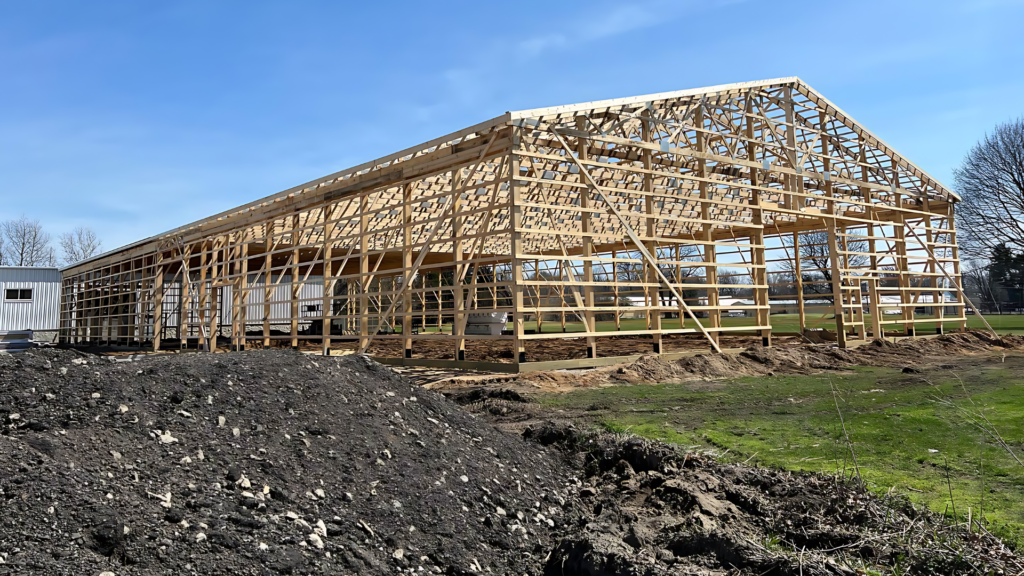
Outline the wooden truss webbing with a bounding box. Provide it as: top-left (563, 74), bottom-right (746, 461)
top-left (358, 134), bottom-right (499, 353)
top-left (903, 224), bottom-right (997, 339)
top-left (173, 239), bottom-right (212, 352)
top-left (549, 129), bottom-right (722, 354)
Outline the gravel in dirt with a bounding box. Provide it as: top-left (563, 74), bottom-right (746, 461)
top-left (0, 349), bottom-right (577, 575)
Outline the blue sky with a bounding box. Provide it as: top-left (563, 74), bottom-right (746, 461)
top-left (2, 0), bottom-right (1023, 250)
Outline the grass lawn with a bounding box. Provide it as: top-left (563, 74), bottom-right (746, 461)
top-left (536, 354), bottom-right (1024, 547)
top-left (420, 313), bottom-right (1024, 335)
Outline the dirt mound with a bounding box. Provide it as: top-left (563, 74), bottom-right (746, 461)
top-left (0, 349), bottom-right (577, 575)
top-left (531, 425), bottom-right (1020, 575)
top-left (610, 330), bottom-right (1024, 385)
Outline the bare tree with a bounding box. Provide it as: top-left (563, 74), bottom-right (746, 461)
top-left (778, 230), bottom-right (868, 296)
top-left (717, 268), bottom-right (752, 297)
top-left (59, 226), bottom-right (103, 265)
top-left (962, 259), bottom-right (1003, 313)
top-left (955, 118), bottom-right (1024, 257)
top-left (1, 216), bottom-right (56, 267)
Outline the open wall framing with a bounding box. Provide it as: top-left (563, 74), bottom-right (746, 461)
top-left (59, 78), bottom-right (967, 370)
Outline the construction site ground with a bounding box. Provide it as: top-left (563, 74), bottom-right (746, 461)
top-left (433, 331), bottom-right (1024, 551)
top-left (3, 338), bottom-right (1023, 574)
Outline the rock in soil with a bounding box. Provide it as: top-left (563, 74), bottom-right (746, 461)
top-left (0, 348), bottom-right (575, 575)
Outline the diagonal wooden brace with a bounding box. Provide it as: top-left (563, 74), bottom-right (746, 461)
top-left (549, 129), bottom-right (722, 353)
top-left (904, 223), bottom-right (998, 340)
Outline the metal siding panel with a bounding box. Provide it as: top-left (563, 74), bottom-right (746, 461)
top-left (0, 268), bottom-right (61, 331)
top-left (238, 276), bottom-right (323, 325)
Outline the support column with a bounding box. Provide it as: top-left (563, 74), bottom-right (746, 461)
top-left (948, 203), bottom-right (967, 331)
top-left (641, 110), bottom-right (662, 353)
top-left (208, 238), bottom-right (222, 351)
top-left (322, 210), bottom-right (335, 356)
top-left (860, 147), bottom-right (882, 338)
top-left (826, 218), bottom-right (848, 348)
top-left (921, 197), bottom-right (943, 333)
top-left (153, 253), bottom-right (165, 350)
top-left (358, 196), bottom-right (370, 353)
top-left (452, 171), bottom-right (467, 361)
top-left (290, 214), bottom-right (300, 349)
top-left (697, 106), bottom-right (720, 348)
top-left (402, 183), bottom-right (414, 359)
top-left (263, 223), bottom-right (273, 348)
top-left (747, 95), bottom-right (770, 346)
top-left (230, 234), bottom-right (241, 350)
top-left (893, 179), bottom-right (914, 336)
top-left (794, 231), bottom-right (806, 333)
top-left (197, 243), bottom-right (207, 349)
top-left (511, 129), bottom-right (527, 364)
top-left (179, 247), bottom-right (192, 348)
top-left (235, 233), bottom-right (249, 351)
top-left (576, 117), bottom-right (597, 358)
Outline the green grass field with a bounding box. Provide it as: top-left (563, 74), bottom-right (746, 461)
top-left (536, 354), bottom-right (1024, 547)
top-left (420, 313), bottom-right (1024, 335)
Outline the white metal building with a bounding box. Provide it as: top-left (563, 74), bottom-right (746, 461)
top-left (0, 267), bottom-right (61, 331)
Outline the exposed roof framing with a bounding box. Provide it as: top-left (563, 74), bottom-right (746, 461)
top-left (65, 77), bottom-right (953, 272)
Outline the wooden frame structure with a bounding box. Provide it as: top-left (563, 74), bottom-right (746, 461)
top-left (59, 78), bottom-right (967, 370)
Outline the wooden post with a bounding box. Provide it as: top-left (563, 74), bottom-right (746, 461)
top-left (794, 231), bottom-right (806, 333)
top-left (821, 132), bottom-right (846, 347)
top-left (826, 218), bottom-right (848, 348)
top-left (322, 210), bottom-right (335, 356)
top-left (290, 214), bottom-right (300, 349)
top-left (197, 242), bottom-right (207, 349)
top-left (208, 238), bottom-right (222, 351)
top-left (641, 109), bottom-right (662, 353)
top-left (153, 252), bottom-right (165, 350)
top-left (358, 196), bottom-right (370, 353)
top-left (452, 170), bottom-right (467, 361)
top-left (402, 183), bottom-right (414, 359)
top-left (698, 105), bottom-right (720, 348)
top-left (859, 147), bottom-right (882, 338)
top-left (748, 95), bottom-right (771, 346)
top-left (576, 115), bottom-right (597, 358)
top-left (893, 169), bottom-right (914, 337)
top-left (512, 127), bottom-right (526, 364)
top-left (947, 202), bottom-right (967, 331)
top-left (263, 223), bottom-right (273, 348)
top-left (920, 197), bottom-right (943, 333)
top-left (235, 233), bottom-right (249, 351)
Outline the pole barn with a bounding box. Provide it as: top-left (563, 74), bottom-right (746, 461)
top-left (59, 78), bottom-right (968, 370)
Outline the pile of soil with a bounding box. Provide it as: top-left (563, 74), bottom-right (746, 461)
top-left (529, 424), bottom-right (1020, 575)
top-left (0, 347), bottom-right (1018, 575)
top-left (610, 331), bottom-right (1024, 384)
top-left (427, 330), bottom-right (1024, 396)
top-left (0, 348), bottom-right (576, 575)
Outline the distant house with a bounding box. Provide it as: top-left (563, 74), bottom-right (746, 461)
top-left (0, 267), bottom-right (61, 332)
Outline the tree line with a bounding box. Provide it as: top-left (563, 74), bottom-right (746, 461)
top-left (0, 215), bottom-right (103, 267)
top-left (955, 118), bottom-right (1024, 313)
